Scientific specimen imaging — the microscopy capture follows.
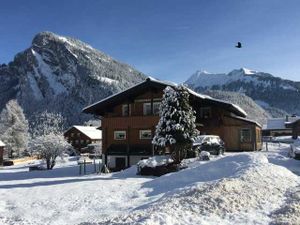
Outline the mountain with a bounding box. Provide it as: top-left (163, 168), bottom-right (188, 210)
top-left (0, 31), bottom-right (146, 126)
top-left (202, 90), bottom-right (270, 125)
top-left (185, 68), bottom-right (299, 117)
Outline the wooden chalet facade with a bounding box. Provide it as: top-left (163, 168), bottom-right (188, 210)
top-left (83, 77), bottom-right (262, 171)
top-left (64, 126), bottom-right (102, 153)
top-left (0, 140), bottom-right (5, 166)
top-left (286, 118), bottom-right (300, 139)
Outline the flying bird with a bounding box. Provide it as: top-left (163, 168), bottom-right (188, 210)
top-left (235, 42), bottom-right (242, 48)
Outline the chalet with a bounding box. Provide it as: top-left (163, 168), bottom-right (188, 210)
top-left (285, 118), bottom-right (300, 139)
top-left (64, 126), bottom-right (102, 153)
top-left (0, 140), bottom-right (5, 166)
top-left (262, 115), bottom-right (300, 138)
top-left (83, 77), bottom-right (262, 171)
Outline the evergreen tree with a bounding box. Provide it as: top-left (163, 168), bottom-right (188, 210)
top-left (152, 85), bottom-right (199, 163)
top-left (0, 100), bottom-right (29, 158)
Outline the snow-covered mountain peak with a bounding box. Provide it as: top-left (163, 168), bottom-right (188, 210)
top-left (241, 67), bottom-right (257, 75)
top-left (185, 68), bottom-right (300, 117)
top-left (0, 31), bottom-right (146, 126)
top-left (195, 69), bottom-right (211, 75)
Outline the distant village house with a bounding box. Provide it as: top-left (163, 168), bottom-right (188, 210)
top-left (83, 77), bottom-right (262, 171)
top-left (64, 126), bottom-right (102, 153)
top-left (0, 140), bottom-right (5, 166)
top-left (263, 115), bottom-right (300, 139)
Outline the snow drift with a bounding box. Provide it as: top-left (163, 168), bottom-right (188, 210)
top-left (93, 154), bottom-right (300, 225)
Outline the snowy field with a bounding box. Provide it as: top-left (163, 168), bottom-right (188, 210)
top-left (1, 144), bottom-right (300, 225)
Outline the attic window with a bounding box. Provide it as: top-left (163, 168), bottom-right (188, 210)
top-left (122, 104), bottom-right (131, 116)
top-left (200, 107), bottom-right (211, 119)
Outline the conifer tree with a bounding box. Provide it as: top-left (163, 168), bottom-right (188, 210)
top-left (0, 100), bottom-right (29, 158)
top-left (152, 85), bottom-right (199, 163)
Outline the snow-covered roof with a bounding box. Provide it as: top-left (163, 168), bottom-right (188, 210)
top-left (83, 77), bottom-right (247, 117)
top-left (0, 140), bottom-right (5, 147)
top-left (65, 126), bottom-right (102, 139)
top-left (263, 116), bottom-right (300, 130)
top-left (229, 115), bottom-right (262, 127)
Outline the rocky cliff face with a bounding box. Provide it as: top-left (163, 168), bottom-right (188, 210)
top-left (185, 68), bottom-right (300, 117)
top-left (0, 32), bottom-right (146, 126)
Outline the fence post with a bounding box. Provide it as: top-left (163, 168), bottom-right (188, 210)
top-left (79, 163), bottom-right (82, 175)
top-left (94, 158), bottom-right (96, 173)
top-left (84, 159), bottom-right (86, 175)
top-left (98, 161), bottom-right (101, 174)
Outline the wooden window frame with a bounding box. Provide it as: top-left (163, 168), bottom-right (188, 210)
top-left (139, 130), bottom-right (152, 139)
top-left (240, 128), bottom-right (252, 143)
top-left (143, 103), bottom-right (152, 116)
top-left (153, 102), bottom-right (160, 115)
top-left (122, 104), bottom-right (131, 116)
top-left (114, 130), bottom-right (127, 140)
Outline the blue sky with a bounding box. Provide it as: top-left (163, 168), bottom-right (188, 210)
top-left (1, 0), bottom-right (300, 82)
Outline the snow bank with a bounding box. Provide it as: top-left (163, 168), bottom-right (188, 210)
top-left (137, 155), bottom-right (174, 168)
top-left (95, 153), bottom-right (299, 225)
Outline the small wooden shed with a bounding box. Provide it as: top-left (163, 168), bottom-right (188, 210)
top-left (0, 140), bottom-right (5, 166)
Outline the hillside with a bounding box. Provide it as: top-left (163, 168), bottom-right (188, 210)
top-left (185, 68), bottom-right (299, 117)
top-left (0, 32), bottom-right (146, 126)
top-left (202, 90), bottom-right (270, 125)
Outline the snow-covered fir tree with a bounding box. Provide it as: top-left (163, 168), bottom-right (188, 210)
top-left (152, 85), bottom-right (199, 162)
top-left (0, 100), bottom-right (29, 158)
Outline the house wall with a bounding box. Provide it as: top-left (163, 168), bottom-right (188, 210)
top-left (199, 116), bottom-right (261, 151)
top-left (292, 121), bottom-right (300, 139)
top-left (106, 155), bottom-right (151, 170)
top-left (102, 116), bottom-right (159, 154)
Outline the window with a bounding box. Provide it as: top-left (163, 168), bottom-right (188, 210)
top-left (114, 131), bottom-right (126, 140)
top-left (122, 104), bottom-right (131, 116)
top-left (143, 102), bottom-right (161, 115)
top-left (70, 133), bottom-right (74, 137)
top-left (139, 130), bottom-right (152, 139)
top-left (75, 140), bottom-right (79, 144)
top-left (200, 107), bottom-right (211, 119)
top-left (81, 140), bottom-right (85, 144)
top-left (77, 133), bottom-right (81, 137)
top-left (241, 129), bottom-right (251, 142)
top-left (143, 103), bottom-right (152, 115)
top-left (153, 102), bottom-right (160, 115)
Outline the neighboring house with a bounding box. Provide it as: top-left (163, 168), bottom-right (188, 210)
top-left (83, 77), bottom-right (262, 171)
top-left (262, 115), bottom-right (300, 138)
top-left (285, 118), bottom-right (300, 139)
top-left (64, 126), bottom-right (102, 152)
top-left (0, 140), bottom-right (5, 166)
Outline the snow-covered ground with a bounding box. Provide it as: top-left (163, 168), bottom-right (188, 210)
top-left (1, 144), bottom-right (300, 225)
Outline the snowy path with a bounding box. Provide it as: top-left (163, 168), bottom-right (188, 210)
top-left (0, 144), bottom-right (300, 225)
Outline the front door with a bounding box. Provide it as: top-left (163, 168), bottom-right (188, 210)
top-left (115, 157), bottom-right (126, 170)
